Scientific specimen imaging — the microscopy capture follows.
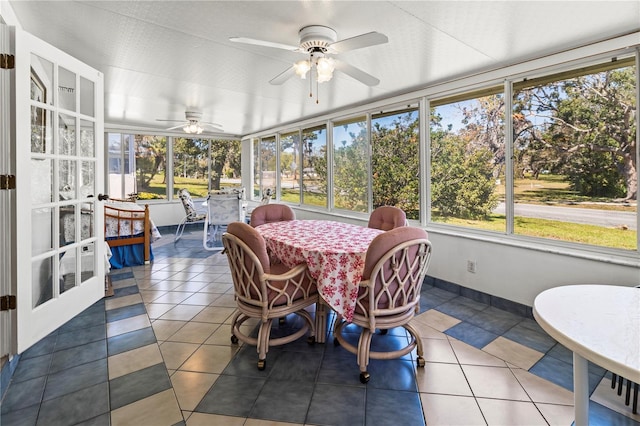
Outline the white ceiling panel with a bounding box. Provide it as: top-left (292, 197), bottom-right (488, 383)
top-left (6, 0), bottom-right (640, 136)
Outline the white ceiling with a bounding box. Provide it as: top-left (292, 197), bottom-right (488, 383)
top-left (6, 1), bottom-right (640, 137)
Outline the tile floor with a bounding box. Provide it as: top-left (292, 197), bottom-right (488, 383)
top-left (1, 227), bottom-right (639, 426)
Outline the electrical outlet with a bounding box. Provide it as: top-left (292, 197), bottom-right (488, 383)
top-left (467, 260), bottom-right (476, 273)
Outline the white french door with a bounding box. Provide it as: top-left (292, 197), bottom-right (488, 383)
top-left (13, 27), bottom-right (105, 353)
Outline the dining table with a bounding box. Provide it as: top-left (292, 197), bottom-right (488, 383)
top-left (533, 284), bottom-right (640, 426)
top-left (255, 219), bottom-right (384, 342)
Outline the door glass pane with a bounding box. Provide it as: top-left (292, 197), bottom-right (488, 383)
top-left (58, 66), bottom-right (76, 111)
top-left (32, 256), bottom-right (54, 307)
top-left (59, 247), bottom-right (77, 294)
top-left (80, 242), bottom-right (96, 284)
top-left (280, 131), bottom-right (300, 204)
top-left (80, 119), bottom-right (94, 157)
top-left (80, 76), bottom-right (95, 117)
top-left (30, 54), bottom-right (52, 105)
top-left (81, 202), bottom-right (94, 240)
top-left (59, 113), bottom-right (76, 156)
top-left (60, 205), bottom-right (75, 246)
top-left (81, 160), bottom-right (95, 198)
top-left (31, 207), bottom-right (54, 256)
top-left (333, 116), bottom-right (368, 212)
top-left (31, 158), bottom-right (53, 203)
top-left (31, 107), bottom-right (52, 154)
top-left (59, 159), bottom-right (77, 200)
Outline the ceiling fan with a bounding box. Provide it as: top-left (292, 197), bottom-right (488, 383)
top-left (156, 111), bottom-right (223, 134)
top-left (230, 25), bottom-right (388, 101)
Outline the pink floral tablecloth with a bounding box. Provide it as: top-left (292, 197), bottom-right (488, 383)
top-left (256, 220), bottom-right (383, 322)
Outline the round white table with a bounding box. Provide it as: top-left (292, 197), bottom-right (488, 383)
top-left (533, 284), bottom-right (640, 426)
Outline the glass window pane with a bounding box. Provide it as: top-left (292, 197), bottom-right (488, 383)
top-left (81, 160), bottom-right (95, 199)
top-left (33, 256), bottom-right (55, 307)
top-left (212, 139), bottom-right (242, 192)
top-left (80, 242), bottom-right (96, 284)
top-left (333, 116), bottom-right (368, 212)
top-left (32, 207), bottom-right (54, 255)
top-left (302, 125), bottom-right (327, 208)
top-left (58, 67), bottom-right (76, 111)
top-left (60, 205), bottom-right (76, 246)
top-left (59, 159), bottom-right (77, 200)
top-left (80, 119), bottom-right (95, 157)
top-left (252, 138), bottom-right (260, 199)
top-left (280, 131), bottom-right (301, 204)
top-left (173, 137), bottom-right (210, 198)
top-left (135, 135), bottom-right (167, 200)
top-left (513, 62), bottom-right (637, 250)
top-left (430, 95), bottom-right (503, 229)
top-left (59, 113), bottom-right (76, 156)
top-left (30, 54), bottom-right (53, 105)
top-left (31, 107), bottom-right (52, 154)
top-left (80, 76), bottom-right (95, 117)
top-left (31, 158), bottom-right (53, 204)
top-left (260, 136), bottom-right (276, 195)
top-left (81, 202), bottom-right (94, 240)
top-left (372, 108), bottom-right (420, 220)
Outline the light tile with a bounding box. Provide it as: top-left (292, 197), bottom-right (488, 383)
top-left (186, 413), bottom-right (245, 426)
top-left (536, 402), bottom-right (576, 426)
top-left (416, 362), bottom-right (473, 396)
top-left (191, 306), bottom-right (236, 323)
top-left (462, 364), bottom-right (530, 401)
top-left (209, 294), bottom-right (237, 308)
top-left (158, 341), bottom-right (200, 370)
top-left (476, 398), bottom-right (548, 425)
top-left (482, 336), bottom-right (544, 370)
top-left (105, 293), bottom-right (143, 311)
top-left (151, 319), bottom-right (187, 341)
top-left (107, 314), bottom-right (151, 338)
top-left (108, 343), bottom-right (163, 380)
top-left (146, 303), bottom-right (178, 320)
top-left (416, 309), bottom-right (461, 332)
top-left (511, 367), bottom-right (574, 405)
top-left (420, 393), bottom-right (485, 426)
top-left (449, 338), bottom-right (507, 367)
top-left (170, 371), bottom-right (219, 411)
top-left (180, 345), bottom-right (238, 374)
top-left (182, 292), bottom-right (222, 306)
top-left (139, 289), bottom-right (168, 303)
top-left (152, 291), bottom-right (195, 305)
top-left (158, 304), bottom-right (206, 321)
top-left (166, 322), bottom-right (220, 344)
top-left (204, 325), bottom-right (235, 346)
top-left (110, 388), bottom-right (183, 426)
top-left (420, 338), bottom-right (458, 363)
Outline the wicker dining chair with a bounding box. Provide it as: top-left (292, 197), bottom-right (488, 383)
top-left (368, 206), bottom-right (407, 231)
top-left (250, 204), bottom-right (296, 228)
top-left (222, 221), bottom-right (318, 370)
top-left (333, 226), bottom-right (432, 383)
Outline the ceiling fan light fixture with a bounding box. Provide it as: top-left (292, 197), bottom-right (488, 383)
top-left (183, 122), bottom-right (203, 134)
top-left (316, 56), bottom-right (335, 83)
top-left (293, 59), bottom-right (311, 79)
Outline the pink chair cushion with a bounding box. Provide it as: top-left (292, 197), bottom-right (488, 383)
top-left (250, 204), bottom-right (296, 227)
top-left (227, 221), bottom-right (271, 274)
top-left (367, 206), bottom-right (407, 231)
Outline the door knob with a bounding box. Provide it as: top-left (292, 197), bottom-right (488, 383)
top-left (97, 194), bottom-right (109, 201)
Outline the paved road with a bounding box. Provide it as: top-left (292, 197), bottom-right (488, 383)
top-left (493, 203), bottom-right (637, 230)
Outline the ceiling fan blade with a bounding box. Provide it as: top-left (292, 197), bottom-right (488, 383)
top-left (329, 32), bottom-right (388, 54)
top-left (269, 66), bottom-right (296, 85)
top-left (202, 122), bottom-right (224, 130)
top-left (229, 36), bottom-right (299, 52)
top-left (156, 119), bottom-right (184, 123)
top-left (165, 123), bottom-right (187, 131)
top-left (334, 60), bottom-right (380, 86)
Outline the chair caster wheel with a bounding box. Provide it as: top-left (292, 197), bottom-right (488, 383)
top-left (307, 336), bottom-right (316, 344)
top-left (257, 359), bottom-right (266, 370)
top-left (333, 337), bottom-right (340, 346)
top-left (380, 329), bottom-right (388, 335)
top-left (279, 317), bottom-right (286, 325)
top-left (230, 335), bottom-right (238, 344)
top-left (360, 372), bottom-right (370, 384)
top-left (417, 356), bottom-right (425, 368)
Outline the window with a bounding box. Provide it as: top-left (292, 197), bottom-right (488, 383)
top-left (280, 131), bottom-right (301, 204)
top-left (302, 125), bottom-right (327, 207)
top-left (513, 59), bottom-right (637, 250)
top-left (172, 137), bottom-right (209, 198)
top-left (333, 116), bottom-right (368, 212)
top-left (259, 136), bottom-right (276, 197)
top-left (133, 134), bottom-right (167, 200)
top-left (371, 107), bottom-right (420, 220)
top-left (430, 90), bottom-right (504, 229)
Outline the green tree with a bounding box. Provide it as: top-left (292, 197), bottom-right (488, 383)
top-left (334, 124), bottom-right (368, 211)
top-left (135, 135), bottom-right (166, 191)
top-left (210, 139), bottom-right (241, 190)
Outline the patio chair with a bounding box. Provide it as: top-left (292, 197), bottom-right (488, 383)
top-left (175, 188), bottom-right (207, 243)
top-left (368, 206), bottom-right (407, 231)
top-left (203, 189), bottom-right (245, 251)
top-left (250, 204), bottom-right (296, 227)
top-left (222, 221), bottom-right (318, 370)
top-left (333, 226), bottom-right (432, 383)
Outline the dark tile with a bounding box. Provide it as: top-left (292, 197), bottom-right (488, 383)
top-left (59, 310), bottom-right (105, 333)
top-left (195, 375), bottom-right (265, 417)
top-left (365, 388), bottom-right (425, 426)
top-left (20, 334), bottom-right (57, 360)
top-left (529, 354), bottom-right (573, 390)
top-left (588, 401), bottom-right (640, 426)
top-left (221, 344), bottom-right (283, 377)
top-left (366, 359), bottom-right (419, 392)
top-left (105, 303), bottom-right (147, 323)
top-left (107, 327), bottom-right (157, 356)
top-left (502, 323), bottom-right (557, 353)
top-left (109, 363), bottom-right (171, 410)
top-left (0, 403), bottom-right (40, 426)
top-left (11, 353), bottom-right (52, 382)
top-left (491, 295), bottom-right (532, 318)
top-left (37, 382), bottom-right (109, 426)
top-left (460, 286), bottom-right (492, 305)
top-left (55, 323), bottom-right (106, 351)
top-left (113, 285), bottom-right (140, 297)
top-left (307, 383), bottom-right (366, 426)
top-left (43, 358), bottom-right (108, 401)
top-left (110, 271), bottom-right (135, 281)
top-left (249, 379), bottom-right (314, 424)
top-left (0, 376), bottom-right (46, 414)
top-left (436, 299), bottom-right (485, 321)
top-left (74, 413), bottom-right (111, 426)
top-left (445, 322), bottom-right (499, 349)
top-left (268, 350), bottom-right (323, 382)
top-left (49, 340), bottom-right (107, 374)
top-left (466, 306), bottom-right (522, 335)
